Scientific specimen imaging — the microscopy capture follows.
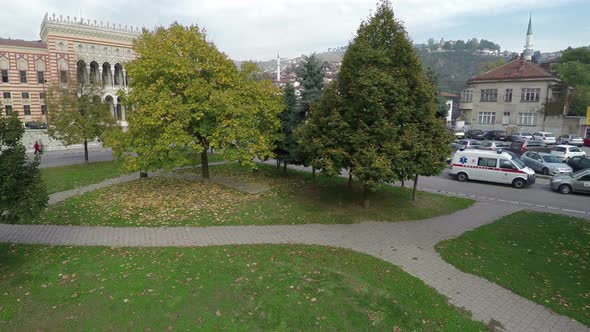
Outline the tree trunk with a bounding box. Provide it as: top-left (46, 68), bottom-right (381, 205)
top-left (401, 178), bottom-right (405, 188)
top-left (276, 159), bottom-right (280, 169)
top-left (362, 185), bottom-right (370, 208)
top-left (347, 173), bottom-right (353, 188)
top-left (412, 175), bottom-right (419, 201)
top-left (83, 140), bottom-right (89, 164)
top-left (312, 166), bottom-right (316, 183)
top-left (201, 149), bottom-right (210, 182)
top-left (283, 161), bottom-right (287, 174)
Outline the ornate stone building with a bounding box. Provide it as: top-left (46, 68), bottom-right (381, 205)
top-left (0, 13), bottom-right (140, 127)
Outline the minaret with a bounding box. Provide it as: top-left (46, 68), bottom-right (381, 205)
top-left (524, 13), bottom-right (533, 61)
top-left (276, 53), bottom-right (281, 82)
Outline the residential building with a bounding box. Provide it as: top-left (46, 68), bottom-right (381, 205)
top-left (458, 15), bottom-right (586, 136)
top-left (0, 13), bottom-right (140, 127)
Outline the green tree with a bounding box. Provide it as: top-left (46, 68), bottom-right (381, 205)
top-left (111, 24), bottom-right (282, 179)
top-left (427, 38), bottom-right (436, 50)
top-left (479, 58), bottom-right (506, 74)
top-left (426, 68), bottom-right (449, 119)
top-left (0, 111), bottom-right (48, 223)
top-left (555, 47), bottom-right (590, 115)
top-left (333, 0), bottom-right (451, 207)
top-left (454, 40), bottom-right (466, 50)
top-left (296, 81), bottom-right (352, 183)
top-left (466, 38), bottom-right (479, 50)
top-left (280, 53), bottom-right (325, 169)
top-left (275, 82), bottom-right (298, 170)
top-left (46, 78), bottom-right (118, 163)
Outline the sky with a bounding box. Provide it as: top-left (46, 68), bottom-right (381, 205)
top-left (1, 0), bottom-right (588, 61)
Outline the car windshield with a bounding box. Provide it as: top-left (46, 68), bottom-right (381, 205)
top-left (522, 133), bottom-right (531, 136)
top-left (542, 155), bottom-right (562, 163)
top-left (546, 133), bottom-right (555, 137)
top-left (571, 136), bottom-right (582, 139)
top-left (569, 147), bottom-right (581, 152)
top-left (573, 170), bottom-right (590, 178)
top-left (496, 142), bottom-right (510, 148)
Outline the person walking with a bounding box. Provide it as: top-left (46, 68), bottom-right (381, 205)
top-left (33, 141), bottom-right (40, 155)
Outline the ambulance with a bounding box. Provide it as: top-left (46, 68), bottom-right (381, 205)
top-left (450, 149), bottom-right (536, 189)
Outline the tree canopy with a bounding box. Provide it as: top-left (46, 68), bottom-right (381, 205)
top-left (46, 78), bottom-right (118, 163)
top-left (109, 23), bottom-right (283, 179)
top-left (300, 0), bottom-right (452, 206)
top-left (556, 47), bottom-right (590, 115)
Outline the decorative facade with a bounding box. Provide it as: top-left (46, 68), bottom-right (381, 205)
top-left (0, 13), bottom-right (141, 126)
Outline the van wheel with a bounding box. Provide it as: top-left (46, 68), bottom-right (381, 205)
top-left (456, 172), bottom-right (468, 182)
top-left (542, 168), bottom-right (550, 175)
top-left (558, 184), bottom-right (572, 195)
top-left (512, 178), bottom-right (526, 189)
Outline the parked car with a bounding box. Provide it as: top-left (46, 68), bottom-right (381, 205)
top-left (521, 151), bottom-right (573, 176)
top-left (557, 134), bottom-right (584, 146)
top-left (452, 139), bottom-right (482, 150)
top-left (476, 140), bottom-right (511, 151)
top-left (550, 145), bottom-right (586, 162)
top-left (484, 130), bottom-right (508, 141)
top-left (532, 131), bottom-right (556, 145)
top-left (508, 140), bottom-right (550, 156)
top-left (465, 129), bottom-right (485, 140)
top-left (567, 156), bottom-right (590, 172)
top-left (453, 128), bottom-right (465, 139)
top-left (24, 121), bottom-right (47, 129)
top-left (508, 132), bottom-right (533, 141)
top-left (550, 169), bottom-right (590, 194)
top-left (450, 149), bottom-right (535, 188)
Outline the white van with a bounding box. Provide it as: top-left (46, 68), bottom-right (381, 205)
top-left (450, 149), bottom-right (536, 188)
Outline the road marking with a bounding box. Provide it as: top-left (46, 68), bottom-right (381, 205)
top-left (561, 209), bottom-right (587, 215)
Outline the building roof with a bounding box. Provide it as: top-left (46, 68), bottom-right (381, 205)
top-left (468, 59), bottom-right (558, 82)
top-left (440, 92), bottom-right (459, 98)
top-left (0, 38), bottom-right (47, 49)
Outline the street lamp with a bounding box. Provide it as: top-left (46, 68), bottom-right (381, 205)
top-left (41, 78), bottom-right (49, 128)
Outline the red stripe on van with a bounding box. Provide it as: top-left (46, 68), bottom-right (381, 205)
top-left (451, 164), bottom-right (527, 174)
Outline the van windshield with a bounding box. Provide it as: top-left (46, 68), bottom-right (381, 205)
top-left (512, 158), bottom-right (525, 169)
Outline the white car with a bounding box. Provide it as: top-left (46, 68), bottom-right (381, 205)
top-left (532, 132), bottom-right (556, 145)
top-left (550, 145), bottom-right (586, 162)
top-left (557, 134), bottom-right (584, 147)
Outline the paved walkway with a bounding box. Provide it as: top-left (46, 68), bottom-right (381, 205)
top-left (1, 170), bottom-right (588, 331)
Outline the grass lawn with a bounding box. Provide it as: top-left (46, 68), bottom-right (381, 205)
top-left (41, 153), bottom-right (226, 195)
top-left (28, 163), bottom-right (473, 227)
top-left (42, 160), bottom-right (127, 194)
top-left (436, 211), bottom-right (590, 326)
top-left (0, 244), bottom-right (486, 331)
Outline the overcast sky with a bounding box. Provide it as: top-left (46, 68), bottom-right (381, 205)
top-left (1, 0), bottom-right (588, 60)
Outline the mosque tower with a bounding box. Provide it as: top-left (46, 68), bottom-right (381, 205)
top-left (523, 14), bottom-right (534, 61)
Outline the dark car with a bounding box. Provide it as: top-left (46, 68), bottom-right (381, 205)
top-left (567, 156), bottom-right (590, 172)
top-left (24, 121), bottom-right (47, 129)
top-left (508, 140), bottom-right (550, 156)
top-left (484, 130), bottom-right (507, 141)
top-left (465, 129), bottom-right (485, 140)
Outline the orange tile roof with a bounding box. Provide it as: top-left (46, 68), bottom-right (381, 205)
top-left (0, 38), bottom-right (47, 49)
top-left (468, 59), bottom-right (558, 82)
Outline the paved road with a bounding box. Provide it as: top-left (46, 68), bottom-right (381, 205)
top-left (30, 147), bottom-right (114, 168)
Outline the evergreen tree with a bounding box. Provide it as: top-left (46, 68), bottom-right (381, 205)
top-left (333, 0), bottom-right (452, 207)
top-left (0, 112), bottom-right (48, 223)
top-left (275, 83), bottom-right (298, 169)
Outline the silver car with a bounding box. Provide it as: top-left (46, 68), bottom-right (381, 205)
top-left (557, 134), bottom-right (584, 147)
top-left (551, 169), bottom-right (590, 194)
top-left (521, 151), bottom-right (572, 176)
top-left (476, 140), bottom-right (511, 151)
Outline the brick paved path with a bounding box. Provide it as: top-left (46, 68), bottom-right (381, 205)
top-left (1, 168), bottom-right (588, 331)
